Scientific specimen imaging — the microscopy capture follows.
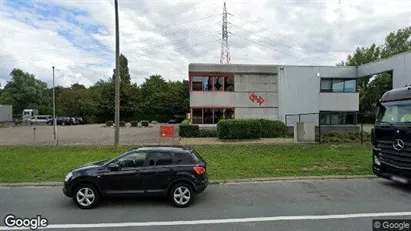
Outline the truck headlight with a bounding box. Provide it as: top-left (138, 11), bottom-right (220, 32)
top-left (65, 172), bottom-right (73, 182)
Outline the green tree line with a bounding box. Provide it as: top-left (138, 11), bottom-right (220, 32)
top-left (0, 54), bottom-right (189, 123)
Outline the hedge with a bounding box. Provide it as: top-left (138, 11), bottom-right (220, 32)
top-left (131, 121), bottom-right (138, 127)
top-left (179, 125), bottom-right (199, 137)
top-left (259, 119), bottom-right (287, 138)
top-left (120, 121), bottom-right (126, 127)
top-left (217, 119), bottom-right (261, 140)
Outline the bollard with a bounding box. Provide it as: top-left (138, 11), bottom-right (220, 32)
top-left (33, 127), bottom-right (36, 142)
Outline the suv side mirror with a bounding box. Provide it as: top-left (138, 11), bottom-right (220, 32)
top-left (108, 163), bottom-right (120, 171)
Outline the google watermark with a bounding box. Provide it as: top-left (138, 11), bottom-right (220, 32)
top-left (3, 214), bottom-right (48, 230)
top-left (373, 220), bottom-right (411, 231)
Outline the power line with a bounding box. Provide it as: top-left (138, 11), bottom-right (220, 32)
top-left (230, 33), bottom-right (298, 59)
top-left (230, 23), bottom-right (326, 61)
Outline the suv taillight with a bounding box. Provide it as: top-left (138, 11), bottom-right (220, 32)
top-left (193, 166), bottom-right (206, 175)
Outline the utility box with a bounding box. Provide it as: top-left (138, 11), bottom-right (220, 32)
top-left (0, 105), bottom-right (13, 123)
top-left (294, 122), bottom-right (316, 143)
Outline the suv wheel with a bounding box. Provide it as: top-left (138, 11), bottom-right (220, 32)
top-left (170, 183), bottom-right (194, 208)
top-left (73, 184), bottom-right (100, 209)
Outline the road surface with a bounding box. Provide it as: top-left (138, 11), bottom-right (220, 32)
top-left (1, 178), bottom-right (411, 230)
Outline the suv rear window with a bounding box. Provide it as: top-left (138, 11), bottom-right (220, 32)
top-left (191, 150), bottom-right (205, 163)
top-left (173, 152), bottom-right (195, 165)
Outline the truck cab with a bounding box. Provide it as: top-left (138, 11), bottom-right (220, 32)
top-left (22, 109), bottom-right (39, 121)
top-left (372, 86), bottom-right (411, 184)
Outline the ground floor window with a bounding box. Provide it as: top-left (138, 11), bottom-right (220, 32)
top-left (319, 111), bottom-right (357, 125)
top-left (191, 108), bottom-right (235, 124)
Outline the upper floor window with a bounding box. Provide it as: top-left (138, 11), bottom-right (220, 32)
top-left (190, 74), bottom-right (234, 92)
top-left (320, 78), bottom-right (357, 93)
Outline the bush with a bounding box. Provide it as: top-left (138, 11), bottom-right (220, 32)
top-left (217, 119), bottom-right (261, 140)
top-left (181, 119), bottom-right (190, 125)
top-left (120, 121), bottom-right (126, 127)
top-left (131, 121), bottom-right (138, 127)
top-left (198, 129), bottom-right (218, 137)
top-left (259, 119), bottom-right (287, 138)
top-left (321, 132), bottom-right (371, 144)
top-left (141, 120), bottom-right (149, 127)
top-left (179, 125), bottom-right (200, 137)
top-left (105, 121), bottom-right (113, 127)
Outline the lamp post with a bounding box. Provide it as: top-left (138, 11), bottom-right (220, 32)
top-left (52, 66), bottom-right (57, 145)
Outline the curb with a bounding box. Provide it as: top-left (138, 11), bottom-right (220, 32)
top-left (210, 175), bottom-right (377, 184)
top-left (0, 175), bottom-right (377, 187)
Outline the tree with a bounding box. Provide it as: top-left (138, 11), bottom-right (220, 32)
top-left (97, 54), bottom-right (138, 121)
top-left (0, 69), bottom-right (51, 115)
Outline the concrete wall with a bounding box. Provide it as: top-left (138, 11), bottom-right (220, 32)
top-left (318, 93), bottom-right (359, 111)
top-left (278, 65), bottom-right (358, 125)
top-left (189, 64), bottom-right (279, 122)
top-left (358, 51), bottom-right (411, 88)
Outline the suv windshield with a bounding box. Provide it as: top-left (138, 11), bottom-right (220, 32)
top-left (376, 99), bottom-right (411, 124)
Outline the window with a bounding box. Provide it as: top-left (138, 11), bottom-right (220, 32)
top-left (148, 152), bottom-right (173, 166)
top-left (190, 74), bottom-right (234, 92)
top-left (332, 80), bottom-right (344, 92)
top-left (203, 108), bottom-right (213, 124)
top-left (192, 108), bottom-right (202, 124)
top-left (343, 79), bottom-right (356, 92)
top-left (191, 108), bottom-right (235, 124)
top-left (116, 152), bottom-right (147, 168)
top-left (377, 99), bottom-right (411, 124)
top-left (173, 152), bottom-right (195, 165)
top-left (320, 112), bottom-right (357, 125)
top-left (320, 78), bottom-right (357, 93)
top-left (320, 79), bottom-right (332, 92)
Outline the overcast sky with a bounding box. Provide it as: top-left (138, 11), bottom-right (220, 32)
top-left (0, 0), bottom-right (410, 88)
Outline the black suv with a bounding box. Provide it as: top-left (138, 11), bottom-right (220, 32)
top-left (62, 146), bottom-right (208, 209)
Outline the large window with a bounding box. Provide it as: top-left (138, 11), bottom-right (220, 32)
top-left (148, 152), bottom-right (173, 166)
top-left (320, 111), bottom-right (357, 125)
top-left (320, 78), bottom-right (357, 93)
top-left (115, 152), bottom-right (147, 168)
top-left (190, 74), bottom-right (234, 92)
top-left (376, 99), bottom-right (411, 124)
top-left (191, 108), bottom-right (235, 124)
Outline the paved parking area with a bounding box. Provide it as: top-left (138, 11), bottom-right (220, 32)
top-left (0, 124), bottom-right (180, 145)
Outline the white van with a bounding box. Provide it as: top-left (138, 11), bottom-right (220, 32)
top-left (23, 109), bottom-right (39, 121)
top-left (29, 115), bottom-right (52, 125)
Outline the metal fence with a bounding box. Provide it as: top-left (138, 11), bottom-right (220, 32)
top-left (285, 112), bottom-right (376, 145)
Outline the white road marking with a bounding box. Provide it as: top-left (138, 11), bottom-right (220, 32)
top-left (1, 211), bottom-right (411, 230)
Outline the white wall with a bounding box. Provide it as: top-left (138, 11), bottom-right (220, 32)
top-left (318, 93), bottom-right (359, 111)
top-left (358, 51), bottom-right (411, 88)
top-left (278, 66), bottom-right (358, 125)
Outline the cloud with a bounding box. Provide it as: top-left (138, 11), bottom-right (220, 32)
top-left (1, 0), bottom-right (410, 88)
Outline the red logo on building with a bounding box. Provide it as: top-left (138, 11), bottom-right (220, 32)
top-left (249, 93), bottom-right (265, 106)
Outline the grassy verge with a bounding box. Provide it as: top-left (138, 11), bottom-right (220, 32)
top-left (0, 144), bottom-right (372, 183)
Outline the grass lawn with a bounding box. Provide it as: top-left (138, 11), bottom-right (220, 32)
top-left (0, 144), bottom-right (372, 183)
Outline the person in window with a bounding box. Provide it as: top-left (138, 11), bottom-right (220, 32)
top-left (400, 113), bottom-right (411, 122)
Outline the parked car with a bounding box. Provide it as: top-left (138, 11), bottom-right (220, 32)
top-left (76, 117), bottom-right (86, 125)
top-left (47, 117), bottom-right (72, 126)
top-left (62, 145), bottom-right (208, 209)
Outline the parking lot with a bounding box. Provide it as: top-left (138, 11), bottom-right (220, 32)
top-left (0, 124), bottom-right (179, 146)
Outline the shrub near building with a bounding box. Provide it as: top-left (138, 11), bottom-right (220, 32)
top-left (259, 119), bottom-right (287, 138)
top-left (217, 119), bottom-right (262, 140)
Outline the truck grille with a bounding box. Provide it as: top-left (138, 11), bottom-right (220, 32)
top-left (376, 140), bottom-right (411, 169)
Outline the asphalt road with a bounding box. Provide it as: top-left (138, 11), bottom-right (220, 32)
top-left (1, 178), bottom-right (411, 230)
